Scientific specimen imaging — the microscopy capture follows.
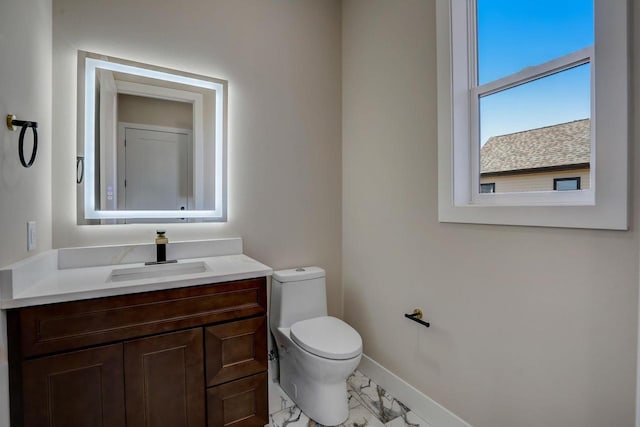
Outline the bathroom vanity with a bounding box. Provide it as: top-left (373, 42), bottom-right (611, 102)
top-left (0, 238), bottom-right (271, 427)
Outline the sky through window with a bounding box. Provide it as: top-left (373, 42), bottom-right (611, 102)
top-left (477, 0), bottom-right (593, 145)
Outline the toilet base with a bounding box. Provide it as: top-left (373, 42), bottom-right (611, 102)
top-left (270, 317), bottom-right (362, 426)
top-left (280, 359), bottom-right (351, 426)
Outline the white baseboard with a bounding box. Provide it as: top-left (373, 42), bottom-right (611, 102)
top-left (358, 354), bottom-right (472, 427)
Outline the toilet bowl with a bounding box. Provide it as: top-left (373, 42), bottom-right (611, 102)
top-left (270, 267), bottom-right (362, 426)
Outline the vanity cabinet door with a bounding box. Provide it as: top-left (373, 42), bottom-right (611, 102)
top-left (21, 343), bottom-right (125, 427)
top-left (124, 328), bottom-right (205, 427)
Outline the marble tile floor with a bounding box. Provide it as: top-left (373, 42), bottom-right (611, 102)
top-left (269, 370), bottom-right (431, 427)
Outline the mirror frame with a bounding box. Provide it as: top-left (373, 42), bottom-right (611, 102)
top-left (77, 51), bottom-right (228, 222)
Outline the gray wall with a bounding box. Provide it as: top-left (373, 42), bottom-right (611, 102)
top-left (342, 1), bottom-right (638, 426)
top-left (51, 0), bottom-right (343, 316)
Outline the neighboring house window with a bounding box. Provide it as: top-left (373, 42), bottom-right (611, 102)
top-left (436, 0), bottom-right (629, 229)
top-left (480, 183), bottom-right (495, 193)
top-left (554, 178), bottom-right (581, 191)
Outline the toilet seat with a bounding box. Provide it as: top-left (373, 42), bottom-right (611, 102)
top-left (290, 316), bottom-right (362, 360)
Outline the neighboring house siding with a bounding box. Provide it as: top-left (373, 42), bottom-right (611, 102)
top-left (481, 168), bottom-right (590, 193)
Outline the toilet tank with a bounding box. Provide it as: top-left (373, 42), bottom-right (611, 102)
top-left (270, 267), bottom-right (327, 329)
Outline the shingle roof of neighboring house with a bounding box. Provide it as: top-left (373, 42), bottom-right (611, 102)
top-left (480, 119), bottom-right (591, 175)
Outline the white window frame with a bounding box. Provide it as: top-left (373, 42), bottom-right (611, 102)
top-left (436, 0), bottom-right (629, 230)
top-left (470, 47), bottom-right (594, 207)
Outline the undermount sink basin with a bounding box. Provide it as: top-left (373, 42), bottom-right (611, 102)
top-left (108, 261), bottom-right (209, 282)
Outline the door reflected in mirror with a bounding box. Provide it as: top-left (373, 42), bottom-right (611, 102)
top-left (77, 51), bottom-right (227, 224)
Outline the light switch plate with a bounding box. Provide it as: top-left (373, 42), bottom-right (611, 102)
top-left (27, 221), bottom-right (36, 252)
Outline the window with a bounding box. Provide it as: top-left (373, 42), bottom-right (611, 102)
top-left (475, 1), bottom-right (593, 198)
top-left (480, 183), bottom-right (495, 194)
top-left (554, 178), bottom-right (581, 191)
top-left (436, 0), bottom-right (629, 229)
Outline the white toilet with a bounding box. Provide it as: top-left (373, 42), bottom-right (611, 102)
top-left (270, 267), bottom-right (362, 426)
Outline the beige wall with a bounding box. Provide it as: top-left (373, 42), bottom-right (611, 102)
top-left (0, 0), bottom-right (52, 267)
top-left (52, 0), bottom-right (343, 316)
top-left (481, 168), bottom-right (591, 193)
top-left (0, 0), bottom-right (52, 424)
top-left (118, 94), bottom-right (193, 130)
top-left (342, 1), bottom-right (637, 427)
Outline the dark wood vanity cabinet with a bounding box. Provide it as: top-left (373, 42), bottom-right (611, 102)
top-left (7, 277), bottom-right (269, 427)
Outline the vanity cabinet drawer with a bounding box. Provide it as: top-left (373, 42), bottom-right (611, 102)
top-left (205, 316), bottom-right (268, 387)
top-left (9, 278), bottom-right (267, 358)
top-left (207, 372), bottom-right (268, 427)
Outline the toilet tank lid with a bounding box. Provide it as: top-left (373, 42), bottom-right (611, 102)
top-left (273, 266), bottom-right (325, 282)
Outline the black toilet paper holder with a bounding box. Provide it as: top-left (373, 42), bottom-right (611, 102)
top-left (404, 308), bottom-right (430, 328)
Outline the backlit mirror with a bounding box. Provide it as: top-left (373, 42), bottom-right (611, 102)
top-left (76, 51), bottom-right (227, 224)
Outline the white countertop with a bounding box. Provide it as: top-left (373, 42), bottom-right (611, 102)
top-left (0, 238), bottom-right (272, 309)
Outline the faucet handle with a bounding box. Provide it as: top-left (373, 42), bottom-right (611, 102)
top-left (155, 230), bottom-right (168, 245)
